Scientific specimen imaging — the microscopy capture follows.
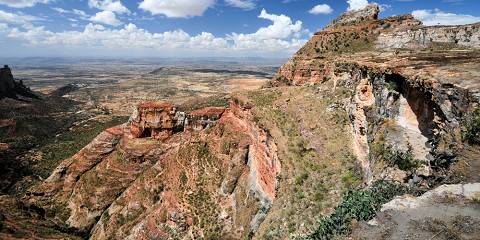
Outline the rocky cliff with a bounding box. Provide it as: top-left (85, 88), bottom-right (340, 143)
top-left (26, 100), bottom-right (280, 239)
top-left (2, 4), bottom-right (480, 240)
top-left (273, 3), bottom-right (480, 186)
top-left (0, 65), bottom-right (38, 100)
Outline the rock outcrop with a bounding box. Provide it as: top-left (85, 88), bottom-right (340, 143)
top-left (127, 102), bottom-right (226, 140)
top-left (377, 23), bottom-right (480, 50)
top-left (9, 4), bottom-right (480, 240)
top-left (272, 4), bottom-right (480, 184)
top-left (27, 101), bottom-right (280, 239)
top-left (128, 102), bottom-right (179, 140)
top-left (0, 65), bottom-right (38, 100)
top-left (325, 4), bottom-right (380, 29)
top-left (352, 183), bottom-right (480, 239)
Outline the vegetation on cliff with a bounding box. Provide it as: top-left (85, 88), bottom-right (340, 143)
top-left (463, 108), bottom-right (480, 145)
top-left (306, 180), bottom-right (406, 240)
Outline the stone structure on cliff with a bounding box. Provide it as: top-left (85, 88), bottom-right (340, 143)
top-left (0, 65), bottom-right (38, 100)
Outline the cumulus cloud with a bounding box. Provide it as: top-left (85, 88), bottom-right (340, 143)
top-left (347, 0), bottom-right (369, 11)
top-left (309, 4), bottom-right (333, 14)
top-left (227, 9), bottom-right (306, 51)
top-left (89, 10), bottom-right (123, 26)
top-left (412, 9), bottom-right (480, 26)
top-left (139, 0), bottom-right (215, 18)
top-left (1, 9), bottom-right (308, 57)
top-left (225, 0), bottom-right (256, 10)
top-left (88, 0), bottom-right (130, 14)
top-left (0, 0), bottom-right (51, 8)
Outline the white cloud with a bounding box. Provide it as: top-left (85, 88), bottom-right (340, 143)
top-left (52, 7), bottom-right (68, 14)
top-left (1, 9), bottom-right (309, 57)
top-left (347, 0), bottom-right (369, 11)
top-left (225, 0), bottom-right (256, 10)
top-left (227, 9), bottom-right (306, 51)
top-left (0, 9), bottom-right (43, 25)
top-left (139, 0), bottom-right (215, 18)
top-left (0, 0), bottom-right (51, 8)
top-left (73, 9), bottom-right (90, 19)
top-left (52, 7), bottom-right (90, 20)
top-left (412, 9), bottom-right (480, 26)
top-left (89, 10), bottom-right (122, 26)
top-left (88, 0), bottom-right (130, 14)
top-left (309, 4), bottom-right (333, 14)
top-left (255, 9), bottom-right (302, 39)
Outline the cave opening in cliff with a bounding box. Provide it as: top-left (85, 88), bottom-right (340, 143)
top-left (140, 128), bottom-right (152, 138)
top-left (387, 73), bottom-right (436, 139)
top-left (386, 73), bottom-right (437, 160)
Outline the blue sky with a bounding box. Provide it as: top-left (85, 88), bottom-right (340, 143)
top-left (0, 0), bottom-right (479, 57)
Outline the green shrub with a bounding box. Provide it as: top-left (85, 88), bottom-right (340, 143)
top-left (306, 181), bottom-right (405, 240)
top-left (385, 80), bottom-right (399, 92)
top-left (462, 108), bottom-right (480, 144)
top-left (372, 142), bottom-right (421, 171)
top-left (295, 172), bottom-right (309, 186)
top-left (341, 171), bottom-right (361, 189)
top-left (389, 150), bottom-right (421, 171)
top-left (248, 91), bottom-right (280, 107)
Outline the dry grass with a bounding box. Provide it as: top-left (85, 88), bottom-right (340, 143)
top-left (241, 86), bottom-right (360, 238)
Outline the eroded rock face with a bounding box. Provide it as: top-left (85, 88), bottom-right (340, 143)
top-left (273, 4), bottom-right (480, 183)
top-left (377, 23), bottom-right (480, 50)
top-left (128, 102), bottom-right (178, 140)
top-left (187, 106), bottom-right (225, 131)
top-left (325, 4), bottom-right (380, 29)
top-left (128, 102), bottom-right (226, 140)
top-left (0, 65), bottom-right (38, 100)
top-left (27, 101), bottom-right (280, 239)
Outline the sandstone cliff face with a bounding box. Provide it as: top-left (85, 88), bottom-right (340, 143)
top-left (377, 23), bottom-right (480, 50)
top-left (9, 5), bottom-right (480, 240)
top-left (27, 101), bottom-right (280, 239)
top-left (273, 4), bottom-right (480, 185)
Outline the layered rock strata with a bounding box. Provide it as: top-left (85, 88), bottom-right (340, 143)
top-left (272, 4), bottom-right (480, 184)
top-left (27, 101), bottom-right (280, 239)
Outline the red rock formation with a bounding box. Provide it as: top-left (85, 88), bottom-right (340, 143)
top-left (273, 3), bottom-right (480, 184)
top-left (187, 106), bottom-right (225, 130)
top-left (28, 101), bottom-right (279, 238)
top-left (128, 102), bottom-right (228, 139)
top-left (128, 102), bottom-right (177, 140)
